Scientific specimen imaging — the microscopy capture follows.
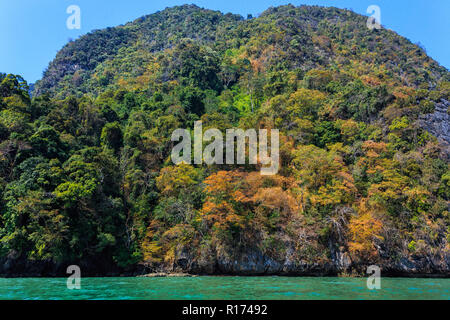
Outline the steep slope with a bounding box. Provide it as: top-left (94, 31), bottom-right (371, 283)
top-left (35, 5), bottom-right (448, 95)
top-left (34, 5), bottom-right (242, 97)
top-left (34, 4), bottom-right (450, 146)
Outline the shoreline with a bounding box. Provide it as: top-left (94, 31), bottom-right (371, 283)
top-left (1, 272), bottom-right (449, 279)
top-left (2, 256), bottom-right (449, 279)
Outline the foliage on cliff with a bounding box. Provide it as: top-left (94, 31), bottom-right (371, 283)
top-left (1, 5), bottom-right (449, 273)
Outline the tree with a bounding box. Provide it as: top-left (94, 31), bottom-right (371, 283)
top-left (292, 145), bottom-right (357, 211)
top-left (347, 200), bottom-right (383, 262)
top-left (101, 122), bottom-right (123, 152)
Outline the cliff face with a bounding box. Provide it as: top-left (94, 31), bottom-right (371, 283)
top-left (2, 247), bottom-right (448, 277)
top-left (420, 99), bottom-right (450, 158)
top-left (148, 243), bottom-right (450, 277)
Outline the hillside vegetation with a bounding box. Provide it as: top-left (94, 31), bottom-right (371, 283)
top-left (1, 4), bottom-right (449, 276)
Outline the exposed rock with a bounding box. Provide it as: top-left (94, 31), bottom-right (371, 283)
top-left (419, 99), bottom-right (450, 158)
top-left (137, 272), bottom-right (196, 277)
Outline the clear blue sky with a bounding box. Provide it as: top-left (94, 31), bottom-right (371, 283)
top-left (1, 0), bottom-right (449, 83)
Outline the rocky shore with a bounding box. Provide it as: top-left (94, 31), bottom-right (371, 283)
top-left (1, 247), bottom-right (449, 278)
top-left (137, 272), bottom-right (196, 277)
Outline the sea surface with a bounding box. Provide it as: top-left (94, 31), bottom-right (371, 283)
top-left (0, 276), bottom-right (449, 300)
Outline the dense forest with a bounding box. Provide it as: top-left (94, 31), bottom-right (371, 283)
top-left (1, 4), bottom-right (449, 276)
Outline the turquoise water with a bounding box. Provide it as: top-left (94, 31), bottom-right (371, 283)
top-left (0, 277), bottom-right (449, 300)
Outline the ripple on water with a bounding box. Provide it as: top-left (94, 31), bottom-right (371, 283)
top-left (0, 277), bottom-right (449, 300)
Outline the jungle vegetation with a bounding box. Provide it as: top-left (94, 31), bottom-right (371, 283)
top-left (1, 4), bottom-right (449, 274)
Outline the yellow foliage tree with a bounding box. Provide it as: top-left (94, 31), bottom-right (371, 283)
top-left (348, 200), bottom-right (383, 261)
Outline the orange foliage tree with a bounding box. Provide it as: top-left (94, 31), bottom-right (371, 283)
top-left (200, 171), bottom-right (245, 233)
top-left (347, 200), bottom-right (383, 262)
